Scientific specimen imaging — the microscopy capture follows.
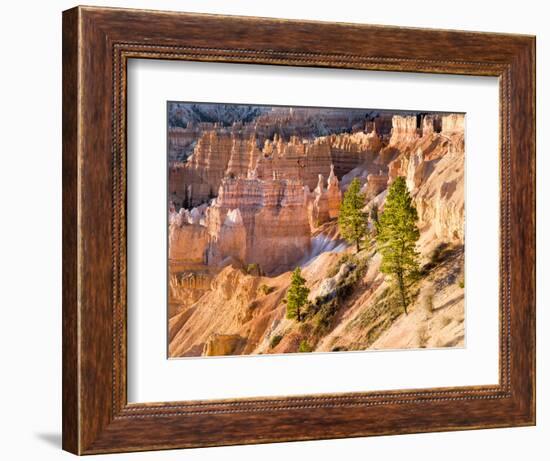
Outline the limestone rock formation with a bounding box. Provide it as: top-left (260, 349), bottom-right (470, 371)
top-left (415, 146), bottom-right (464, 243)
top-left (441, 113), bottom-right (465, 136)
top-left (208, 208), bottom-right (248, 266)
top-left (406, 148), bottom-right (426, 193)
top-left (308, 174), bottom-right (330, 227)
top-left (256, 136), bottom-right (333, 190)
top-left (328, 131), bottom-right (381, 177)
top-left (168, 221), bottom-right (209, 268)
top-left (169, 176), bottom-right (316, 278)
top-left (327, 165), bottom-right (342, 218)
top-left (204, 334), bottom-right (245, 356)
top-left (390, 115), bottom-right (418, 144)
top-left (363, 171), bottom-right (389, 201)
top-left (169, 130), bottom-right (234, 207)
top-left (168, 271), bottom-right (212, 317)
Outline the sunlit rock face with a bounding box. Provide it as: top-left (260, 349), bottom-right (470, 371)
top-left (168, 131), bottom-right (233, 208)
top-left (168, 221), bottom-right (209, 267)
top-left (414, 140), bottom-right (464, 243)
top-left (382, 113), bottom-right (465, 244)
top-left (327, 165), bottom-right (342, 219)
top-left (406, 148), bottom-right (426, 193)
top-left (169, 132), bottom-right (335, 208)
top-left (441, 113), bottom-right (465, 136)
top-left (305, 165), bottom-right (342, 228)
top-left (255, 135), bottom-right (333, 190)
top-left (363, 172), bottom-right (389, 201)
top-left (390, 115), bottom-right (418, 144)
top-left (328, 131), bottom-right (381, 177)
top-left (308, 174), bottom-right (330, 228)
top-left (204, 177), bottom-right (312, 274)
top-left (204, 334), bottom-right (245, 356)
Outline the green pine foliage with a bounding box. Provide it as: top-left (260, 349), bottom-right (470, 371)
top-left (298, 340), bottom-right (313, 353)
top-left (376, 177), bottom-right (420, 314)
top-left (338, 178), bottom-right (368, 253)
top-left (286, 267), bottom-right (310, 322)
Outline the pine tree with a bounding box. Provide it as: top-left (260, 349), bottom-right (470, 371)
top-left (338, 178), bottom-right (368, 253)
top-left (376, 177), bottom-right (420, 314)
top-left (286, 267), bottom-right (310, 322)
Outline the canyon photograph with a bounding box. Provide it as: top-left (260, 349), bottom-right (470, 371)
top-left (167, 102), bottom-right (465, 358)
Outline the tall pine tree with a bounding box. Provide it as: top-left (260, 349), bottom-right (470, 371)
top-left (286, 267), bottom-right (310, 322)
top-left (376, 177), bottom-right (420, 314)
top-left (338, 178), bottom-right (368, 253)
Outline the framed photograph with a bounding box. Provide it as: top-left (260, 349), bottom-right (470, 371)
top-left (62, 6), bottom-right (536, 455)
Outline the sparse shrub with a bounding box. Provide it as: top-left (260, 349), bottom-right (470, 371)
top-left (352, 286), bottom-right (403, 347)
top-left (260, 284), bottom-right (275, 296)
top-left (327, 253), bottom-right (355, 278)
top-left (269, 334), bottom-right (283, 349)
top-left (336, 257), bottom-right (368, 299)
top-left (307, 255), bottom-right (369, 335)
top-left (331, 346), bottom-right (348, 352)
top-left (327, 253), bottom-right (368, 286)
top-left (245, 263), bottom-right (262, 276)
top-left (458, 279), bottom-right (465, 289)
top-left (313, 298), bottom-right (339, 334)
top-left (298, 340), bottom-right (313, 353)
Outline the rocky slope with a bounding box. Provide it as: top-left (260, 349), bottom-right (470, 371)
top-left (167, 109), bottom-right (465, 356)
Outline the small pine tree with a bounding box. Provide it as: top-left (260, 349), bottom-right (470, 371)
top-left (338, 178), bottom-right (368, 253)
top-left (286, 267), bottom-right (310, 322)
top-left (376, 177), bottom-right (420, 314)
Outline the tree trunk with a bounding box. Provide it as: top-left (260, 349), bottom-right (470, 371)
top-left (355, 239), bottom-right (360, 253)
top-left (297, 305), bottom-right (301, 322)
top-left (397, 272), bottom-right (408, 315)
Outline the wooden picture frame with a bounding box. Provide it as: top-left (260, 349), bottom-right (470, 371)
top-left (62, 5), bottom-right (536, 455)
